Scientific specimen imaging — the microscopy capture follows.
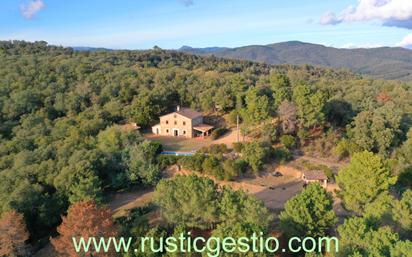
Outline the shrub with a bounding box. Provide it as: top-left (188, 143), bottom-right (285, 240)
top-left (222, 159), bottom-right (238, 181)
top-left (234, 159), bottom-right (249, 174)
top-left (297, 129), bottom-right (309, 143)
top-left (241, 141), bottom-right (270, 173)
top-left (156, 155), bottom-right (180, 170)
top-left (202, 156), bottom-right (225, 180)
top-left (232, 142), bottom-right (244, 153)
top-left (280, 135), bottom-right (296, 149)
top-left (211, 127), bottom-right (229, 140)
top-left (333, 139), bottom-right (362, 160)
top-left (178, 154), bottom-right (206, 172)
top-left (262, 124), bottom-right (278, 143)
top-left (272, 147), bottom-right (293, 163)
top-left (199, 144), bottom-right (229, 155)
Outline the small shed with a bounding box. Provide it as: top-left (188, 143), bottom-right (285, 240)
top-left (302, 170), bottom-right (328, 188)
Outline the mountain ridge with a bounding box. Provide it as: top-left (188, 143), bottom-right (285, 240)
top-left (178, 41), bottom-right (412, 80)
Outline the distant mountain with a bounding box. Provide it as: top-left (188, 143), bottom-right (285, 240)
top-left (72, 46), bottom-right (114, 52)
top-left (179, 41), bottom-right (412, 80)
top-left (179, 45), bottom-right (229, 54)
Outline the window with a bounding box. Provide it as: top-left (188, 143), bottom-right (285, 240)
top-left (174, 114), bottom-right (177, 118)
top-left (183, 121), bottom-right (186, 126)
top-left (183, 130), bottom-right (186, 135)
top-left (165, 120), bottom-right (169, 124)
top-left (174, 121), bottom-right (177, 125)
top-left (166, 129), bottom-right (169, 133)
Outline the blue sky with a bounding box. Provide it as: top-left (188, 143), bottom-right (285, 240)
top-left (1, 0), bottom-right (412, 49)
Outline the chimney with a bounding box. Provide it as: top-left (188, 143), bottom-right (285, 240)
top-left (176, 105), bottom-right (180, 111)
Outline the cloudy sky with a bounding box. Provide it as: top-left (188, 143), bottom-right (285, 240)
top-left (0, 0), bottom-right (411, 49)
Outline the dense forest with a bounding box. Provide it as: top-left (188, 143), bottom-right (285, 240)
top-left (0, 41), bottom-right (411, 256)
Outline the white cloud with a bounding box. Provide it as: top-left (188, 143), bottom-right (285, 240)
top-left (341, 42), bottom-right (384, 49)
top-left (320, 0), bottom-right (412, 28)
top-left (319, 11), bottom-right (340, 25)
top-left (397, 33), bottom-right (412, 48)
top-left (20, 0), bottom-right (45, 20)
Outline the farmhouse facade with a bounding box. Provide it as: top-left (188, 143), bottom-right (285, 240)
top-left (151, 106), bottom-right (213, 138)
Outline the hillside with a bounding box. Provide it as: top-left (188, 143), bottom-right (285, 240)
top-left (179, 41), bottom-right (412, 81)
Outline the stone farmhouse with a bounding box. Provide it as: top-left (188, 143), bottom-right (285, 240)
top-left (151, 106), bottom-right (213, 138)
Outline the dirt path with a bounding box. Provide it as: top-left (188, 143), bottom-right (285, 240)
top-left (109, 164), bottom-right (305, 216)
top-left (294, 154), bottom-right (346, 169)
top-left (108, 189), bottom-right (155, 217)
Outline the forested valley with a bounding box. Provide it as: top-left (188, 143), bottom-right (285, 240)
top-left (0, 41), bottom-right (411, 256)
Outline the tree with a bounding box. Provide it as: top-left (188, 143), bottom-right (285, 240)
top-left (269, 73), bottom-right (291, 108)
top-left (97, 125), bottom-right (140, 154)
top-left (240, 87), bottom-right (271, 125)
top-left (0, 210), bottom-right (29, 257)
top-left (390, 240), bottom-right (412, 257)
top-left (292, 84), bottom-right (326, 129)
top-left (277, 100), bottom-right (297, 134)
top-left (348, 103), bottom-right (402, 157)
top-left (54, 150), bottom-right (104, 204)
top-left (279, 135), bottom-right (296, 149)
top-left (393, 190), bottom-right (412, 233)
top-left (337, 217), bottom-right (399, 257)
top-left (336, 151), bottom-right (396, 214)
top-left (240, 141), bottom-right (269, 173)
top-left (218, 187), bottom-right (272, 231)
top-left (324, 99), bottom-right (354, 127)
top-left (154, 175), bottom-right (219, 229)
top-left (280, 183), bottom-right (336, 237)
top-left (126, 141), bottom-right (162, 186)
top-left (208, 188), bottom-right (273, 257)
top-left (51, 201), bottom-right (118, 257)
top-left (363, 192), bottom-right (395, 226)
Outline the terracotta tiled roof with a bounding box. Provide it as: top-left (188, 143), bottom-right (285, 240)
top-left (176, 107), bottom-right (202, 119)
top-left (193, 124), bottom-right (214, 132)
top-left (303, 170), bottom-right (327, 180)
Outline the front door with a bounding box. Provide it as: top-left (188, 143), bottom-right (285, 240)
top-left (174, 129), bottom-right (178, 136)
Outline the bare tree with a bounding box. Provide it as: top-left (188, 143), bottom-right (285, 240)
top-left (278, 100), bottom-right (298, 134)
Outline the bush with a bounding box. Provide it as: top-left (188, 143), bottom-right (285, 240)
top-left (178, 154), bottom-right (206, 172)
top-left (211, 127), bottom-right (229, 140)
top-left (222, 159), bottom-right (238, 181)
top-left (234, 159), bottom-right (249, 174)
top-left (156, 155), bottom-right (180, 170)
top-left (199, 144), bottom-right (229, 155)
top-left (297, 129), bottom-right (309, 143)
top-left (232, 142), bottom-right (244, 153)
top-left (333, 139), bottom-right (362, 160)
top-left (202, 156), bottom-right (225, 180)
top-left (280, 135), bottom-right (296, 149)
top-left (272, 147), bottom-right (293, 163)
top-left (262, 124), bottom-right (278, 143)
top-left (241, 141), bottom-right (271, 173)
